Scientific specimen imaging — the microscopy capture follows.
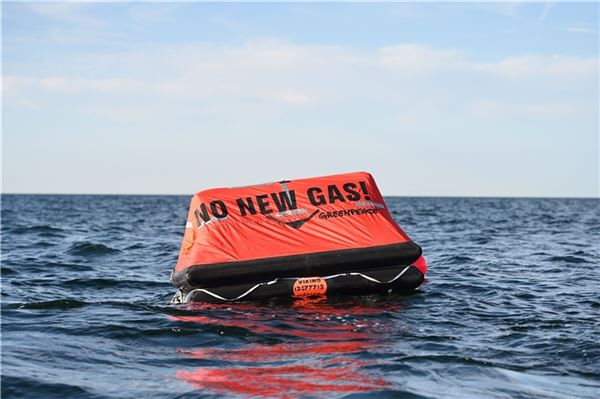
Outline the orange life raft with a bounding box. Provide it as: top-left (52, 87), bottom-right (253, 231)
top-left (171, 172), bottom-right (427, 303)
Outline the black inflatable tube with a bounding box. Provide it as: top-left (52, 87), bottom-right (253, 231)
top-left (171, 242), bottom-right (422, 290)
top-left (180, 265), bottom-right (424, 303)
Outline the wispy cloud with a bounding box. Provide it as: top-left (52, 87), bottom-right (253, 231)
top-left (538, 2), bottom-right (553, 22)
top-left (24, 2), bottom-right (104, 28)
top-left (565, 25), bottom-right (595, 34)
top-left (476, 2), bottom-right (525, 18)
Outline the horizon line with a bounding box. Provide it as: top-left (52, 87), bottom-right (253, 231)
top-left (1, 192), bottom-right (598, 200)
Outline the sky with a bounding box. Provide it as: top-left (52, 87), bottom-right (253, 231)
top-left (2, 2), bottom-right (599, 197)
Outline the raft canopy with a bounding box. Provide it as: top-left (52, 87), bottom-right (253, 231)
top-left (172, 171), bottom-right (422, 290)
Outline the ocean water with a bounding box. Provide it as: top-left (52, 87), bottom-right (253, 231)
top-left (1, 194), bottom-right (599, 399)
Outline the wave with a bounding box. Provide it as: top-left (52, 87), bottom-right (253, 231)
top-left (545, 255), bottom-right (591, 264)
top-left (62, 278), bottom-right (169, 289)
top-left (7, 299), bottom-right (89, 310)
top-left (439, 255), bottom-right (475, 265)
top-left (1, 375), bottom-right (98, 399)
top-left (66, 242), bottom-right (121, 257)
top-left (9, 225), bottom-right (66, 237)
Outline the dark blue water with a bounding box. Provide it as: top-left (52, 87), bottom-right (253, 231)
top-left (2, 195), bottom-right (599, 399)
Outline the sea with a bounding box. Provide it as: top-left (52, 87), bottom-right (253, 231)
top-left (1, 194), bottom-right (599, 399)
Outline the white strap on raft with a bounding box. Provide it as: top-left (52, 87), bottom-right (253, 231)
top-left (322, 266), bottom-right (411, 284)
top-left (178, 266), bottom-right (411, 303)
top-left (181, 279), bottom-right (278, 303)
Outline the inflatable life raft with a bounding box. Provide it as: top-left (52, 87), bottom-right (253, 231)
top-left (170, 172), bottom-right (427, 303)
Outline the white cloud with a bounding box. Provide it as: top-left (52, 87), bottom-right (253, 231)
top-left (468, 99), bottom-right (581, 119)
top-left (474, 54), bottom-right (598, 79)
top-left (377, 44), bottom-right (464, 73)
top-left (24, 3), bottom-right (104, 28)
top-left (565, 26), bottom-right (595, 34)
top-left (25, 3), bottom-right (85, 20)
top-left (3, 41), bottom-right (597, 126)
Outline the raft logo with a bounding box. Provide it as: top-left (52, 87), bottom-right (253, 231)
top-left (266, 209), bottom-right (320, 230)
top-left (318, 208), bottom-right (380, 219)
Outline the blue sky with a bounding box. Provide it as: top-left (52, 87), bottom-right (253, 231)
top-left (2, 2), bottom-right (598, 196)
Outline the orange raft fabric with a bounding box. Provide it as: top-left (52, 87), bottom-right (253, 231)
top-left (175, 171), bottom-right (413, 273)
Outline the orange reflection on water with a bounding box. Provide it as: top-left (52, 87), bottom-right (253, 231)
top-left (172, 298), bottom-right (400, 398)
top-left (176, 343), bottom-right (386, 398)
